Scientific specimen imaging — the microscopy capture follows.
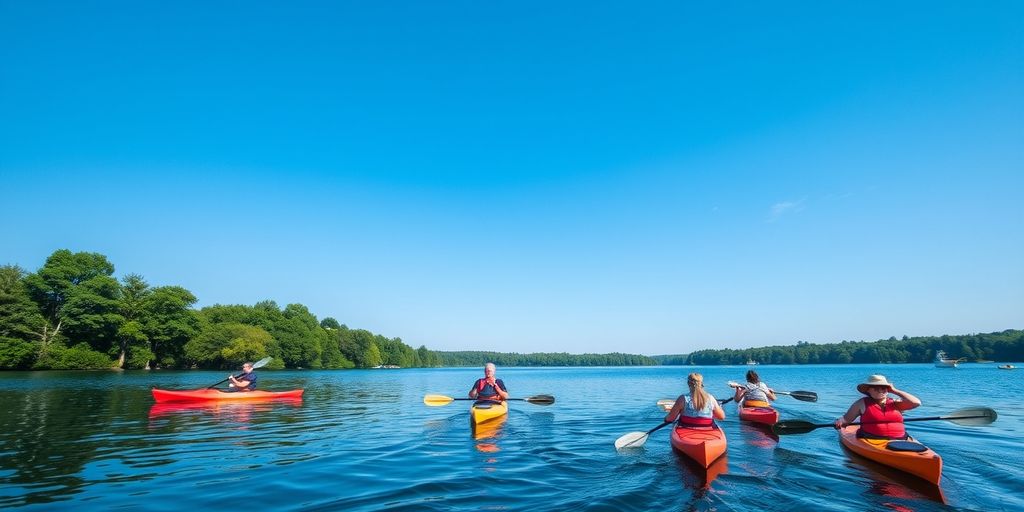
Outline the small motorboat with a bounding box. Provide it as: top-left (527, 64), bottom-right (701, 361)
top-left (998, 364), bottom-right (1016, 370)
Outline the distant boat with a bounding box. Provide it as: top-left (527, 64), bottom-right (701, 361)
top-left (998, 364), bottom-right (1016, 370)
top-left (975, 359), bottom-right (995, 363)
top-left (933, 351), bottom-right (961, 368)
top-left (745, 359), bottom-right (758, 365)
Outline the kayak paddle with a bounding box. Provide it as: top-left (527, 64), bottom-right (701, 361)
top-left (206, 356), bottom-right (273, 389)
top-left (615, 421), bottom-right (672, 450)
top-left (728, 380), bottom-right (817, 402)
top-left (772, 407), bottom-right (998, 436)
top-left (423, 394), bottom-right (555, 406)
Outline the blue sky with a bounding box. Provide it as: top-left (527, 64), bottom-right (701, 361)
top-left (2, 2), bottom-right (1021, 355)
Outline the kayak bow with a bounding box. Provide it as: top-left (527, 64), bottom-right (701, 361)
top-left (670, 423), bottom-right (727, 468)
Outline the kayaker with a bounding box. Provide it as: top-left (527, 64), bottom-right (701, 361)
top-left (226, 362), bottom-right (258, 392)
top-left (833, 374), bottom-right (921, 439)
top-left (469, 363), bottom-right (508, 403)
top-left (664, 372), bottom-right (726, 427)
top-left (734, 370), bottom-right (777, 407)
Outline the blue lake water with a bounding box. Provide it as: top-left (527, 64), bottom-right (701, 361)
top-left (0, 364), bottom-right (1022, 511)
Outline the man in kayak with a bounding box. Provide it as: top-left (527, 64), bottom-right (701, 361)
top-left (226, 361), bottom-right (258, 392)
top-left (833, 374), bottom-right (921, 439)
top-left (469, 363), bottom-right (508, 403)
top-left (734, 370), bottom-right (777, 407)
top-left (664, 372), bottom-right (726, 427)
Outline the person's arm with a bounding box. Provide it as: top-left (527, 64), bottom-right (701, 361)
top-left (228, 375), bottom-right (251, 388)
top-left (889, 386), bottom-right (921, 411)
top-left (765, 385), bottom-right (777, 401)
top-left (712, 399), bottom-right (726, 420)
top-left (834, 400), bottom-right (864, 429)
top-left (495, 379), bottom-right (509, 400)
top-left (468, 381), bottom-right (479, 399)
top-left (734, 387), bottom-right (745, 401)
top-left (664, 396), bottom-right (685, 423)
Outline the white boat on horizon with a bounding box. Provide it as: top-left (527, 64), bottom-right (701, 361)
top-left (745, 359), bottom-right (758, 365)
top-left (934, 350), bottom-right (961, 368)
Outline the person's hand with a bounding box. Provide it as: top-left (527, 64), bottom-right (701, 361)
top-left (834, 417), bottom-right (845, 429)
top-left (486, 376), bottom-right (496, 386)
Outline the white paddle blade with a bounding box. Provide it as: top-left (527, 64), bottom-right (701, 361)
top-left (615, 432), bottom-right (650, 450)
top-left (947, 407), bottom-right (997, 426)
top-left (657, 399), bottom-right (674, 412)
top-left (727, 381), bottom-right (740, 388)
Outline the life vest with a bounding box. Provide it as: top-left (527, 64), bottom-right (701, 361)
top-left (859, 397), bottom-right (905, 439)
top-left (743, 400), bottom-right (770, 408)
top-left (677, 416), bottom-right (714, 427)
top-left (475, 378), bottom-right (505, 401)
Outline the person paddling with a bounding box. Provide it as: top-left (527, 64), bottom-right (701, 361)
top-left (833, 374), bottom-right (921, 439)
top-left (226, 361), bottom-right (258, 392)
top-left (469, 362), bottom-right (508, 403)
top-left (734, 369), bottom-right (777, 407)
top-left (665, 372), bottom-right (726, 427)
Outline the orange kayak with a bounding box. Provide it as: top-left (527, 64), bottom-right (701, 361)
top-left (838, 426), bottom-right (942, 485)
top-left (670, 423), bottom-right (727, 468)
top-left (152, 388), bottom-right (304, 402)
top-left (738, 405), bottom-right (779, 426)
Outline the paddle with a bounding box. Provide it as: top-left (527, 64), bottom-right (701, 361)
top-left (423, 394), bottom-right (556, 406)
top-left (771, 407), bottom-right (998, 436)
top-left (615, 421), bottom-right (672, 449)
top-left (728, 380), bottom-right (817, 403)
top-left (206, 357), bottom-right (273, 389)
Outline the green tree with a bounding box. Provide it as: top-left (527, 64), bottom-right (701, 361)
top-left (185, 322), bottom-right (273, 369)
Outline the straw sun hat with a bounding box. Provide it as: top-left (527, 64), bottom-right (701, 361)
top-left (857, 374), bottom-right (894, 394)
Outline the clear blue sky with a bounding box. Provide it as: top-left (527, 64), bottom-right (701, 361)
top-left (2, 2), bottom-right (1021, 355)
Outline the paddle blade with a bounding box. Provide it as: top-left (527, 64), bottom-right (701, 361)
top-left (423, 394), bottom-right (455, 406)
top-left (615, 431), bottom-right (650, 450)
top-left (945, 407), bottom-right (997, 426)
top-left (251, 356), bottom-right (273, 369)
top-left (787, 390), bottom-right (818, 403)
top-left (771, 420), bottom-right (827, 436)
top-left (526, 394), bottom-right (555, 405)
top-left (657, 399), bottom-right (674, 411)
top-left (727, 381), bottom-right (740, 388)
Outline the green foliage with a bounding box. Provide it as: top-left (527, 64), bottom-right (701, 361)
top-left (0, 337), bottom-right (36, 369)
top-left (32, 343), bottom-right (114, 370)
top-left (436, 351), bottom-right (659, 367)
top-left (668, 329), bottom-right (1024, 365)
top-left (0, 265), bottom-right (45, 343)
top-left (185, 322), bottom-right (273, 369)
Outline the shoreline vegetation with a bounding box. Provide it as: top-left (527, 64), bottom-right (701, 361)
top-left (2, 250), bottom-right (1021, 371)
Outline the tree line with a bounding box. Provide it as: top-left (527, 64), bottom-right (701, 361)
top-left (0, 250), bottom-right (442, 370)
top-left (437, 351), bottom-right (658, 367)
top-left (653, 329), bottom-right (1024, 365)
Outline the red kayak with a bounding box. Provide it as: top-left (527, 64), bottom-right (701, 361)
top-left (670, 423), bottom-right (727, 468)
top-left (738, 405), bottom-right (780, 426)
top-left (152, 388), bottom-right (304, 402)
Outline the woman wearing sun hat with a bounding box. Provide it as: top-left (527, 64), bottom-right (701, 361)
top-left (833, 374), bottom-right (922, 439)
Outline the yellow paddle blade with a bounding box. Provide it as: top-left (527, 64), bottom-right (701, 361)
top-left (423, 394), bottom-right (455, 406)
top-left (657, 399), bottom-right (674, 412)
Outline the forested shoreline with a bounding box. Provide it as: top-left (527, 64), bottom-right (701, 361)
top-left (653, 329), bottom-right (1024, 365)
top-left (0, 250), bottom-right (442, 370)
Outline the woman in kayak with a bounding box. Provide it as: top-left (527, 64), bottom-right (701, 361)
top-left (226, 361), bottom-right (258, 392)
top-left (833, 374), bottom-right (921, 439)
top-left (734, 369), bottom-right (777, 407)
top-left (469, 362), bottom-right (508, 403)
top-left (664, 372), bottom-right (726, 427)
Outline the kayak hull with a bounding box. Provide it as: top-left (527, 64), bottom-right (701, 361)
top-left (470, 401), bottom-right (508, 426)
top-left (152, 388), bottom-right (304, 402)
top-left (738, 406), bottom-right (779, 426)
top-left (670, 423), bottom-right (727, 468)
top-left (839, 426), bottom-right (942, 485)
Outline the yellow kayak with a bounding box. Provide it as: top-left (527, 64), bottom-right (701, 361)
top-left (470, 400), bottom-right (508, 426)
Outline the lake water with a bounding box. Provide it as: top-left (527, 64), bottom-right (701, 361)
top-left (0, 364), bottom-right (1021, 511)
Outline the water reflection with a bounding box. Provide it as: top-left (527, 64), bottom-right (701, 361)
top-left (473, 415), bottom-right (506, 454)
top-left (147, 398), bottom-right (303, 423)
top-left (841, 448), bottom-right (946, 505)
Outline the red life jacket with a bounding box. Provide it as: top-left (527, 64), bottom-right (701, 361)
top-left (475, 378), bottom-right (504, 401)
top-left (677, 416), bottom-right (713, 427)
top-left (860, 397), bottom-right (905, 438)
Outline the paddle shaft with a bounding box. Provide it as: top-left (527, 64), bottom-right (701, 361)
top-left (808, 414), bottom-right (994, 430)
